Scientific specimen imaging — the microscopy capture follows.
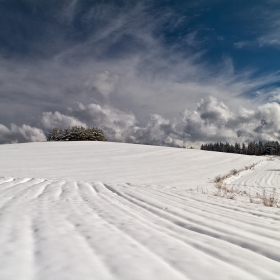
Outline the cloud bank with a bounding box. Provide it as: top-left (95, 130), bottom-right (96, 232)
top-left (0, 97), bottom-right (267, 147)
top-left (1, 96), bottom-right (280, 146)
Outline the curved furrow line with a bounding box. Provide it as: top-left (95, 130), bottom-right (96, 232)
top-left (117, 184), bottom-right (279, 278)
top-left (105, 182), bottom-right (280, 244)
top-left (1, 177), bottom-right (279, 279)
top-left (2, 178), bottom-right (45, 194)
top-left (240, 169), bottom-right (274, 190)
top-left (97, 183), bottom-right (280, 272)
top-left (0, 179), bottom-right (49, 212)
top-left (232, 160), bottom-right (280, 194)
top-left (78, 182), bottom-right (279, 280)
top-left (64, 181), bottom-right (189, 280)
top-left (77, 182), bottom-right (261, 280)
top-left (156, 186), bottom-right (280, 221)
top-left (34, 180), bottom-right (67, 202)
top-left (0, 177), bottom-right (14, 184)
top-left (108, 183), bottom-right (280, 262)
top-left (0, 177), bottom-right (35, 194)
top-left (121, 184), bottom-right (280, 240)
top-left (32, 182), bottom-right (51, 200)
top-left (123, 183), bottom-right (274, 218)
top-left (29, 180), bottom-right (114, 280)
top-left (0, 179), bottom-right (41, 280)
top-left (0, 203), bottom-right (34, 280)
top-left (259, 161), bottom-right (280, 185)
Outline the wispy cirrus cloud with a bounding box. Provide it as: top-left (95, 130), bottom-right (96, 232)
top-left (235, 3), bottom-right (280, 49)
top-left (233, 41), bottom-right (250, 49)
top-left (1, 1), bottom-right (280, 145)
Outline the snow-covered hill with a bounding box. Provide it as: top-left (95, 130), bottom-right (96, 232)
top-left (0, 142), bottom-right (279, 280)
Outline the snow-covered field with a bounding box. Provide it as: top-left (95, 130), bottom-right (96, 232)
top-left (0, 142), bottom-right (279, 280)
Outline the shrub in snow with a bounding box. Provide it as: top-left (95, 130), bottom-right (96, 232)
top-left (47, 126), bottom-right (107, 141)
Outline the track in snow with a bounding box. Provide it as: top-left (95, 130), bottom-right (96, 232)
top-left (0, 177), bottom-right (279, 280)
top-left (228, 157), bottom-right (280, 195)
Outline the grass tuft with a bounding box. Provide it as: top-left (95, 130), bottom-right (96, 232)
top-left (230, 169), bottom-right (238, 176)
top-left (252, 188), bottom-right (279, 207)
top-left (211, 162), bottom-right (279, 207)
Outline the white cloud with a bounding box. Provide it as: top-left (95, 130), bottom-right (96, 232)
top-left (1, 2), bottom-right (280, 147)
top-left (131, 114), bottom-right (178, 146)
top-left (258, 102), bottom-right (280, 132)
top-left (178, 98), bottom-right (280, 144)
top-left (40, 97), bottom-right (280, 147)
top-left (197, 96), bottom-right (232, 126)
top-left (71, 103), bottom-right (137, 142)
top-left (233, 41), bottom-right (250, 49)
top-left (1, 3), bottom-right (280, 129)
top-left (2, 96), bottom-right (280, 146)
top-left (41, 112), bottom-right (87, 130)
top-left (258, 37), bottom-right (280, 47)
top-left (255, 8), bottom-right (280, 48)
top-left (0, 124), bottom-right (46, 144)
top-left (85, 71), bottom-right (119, 98)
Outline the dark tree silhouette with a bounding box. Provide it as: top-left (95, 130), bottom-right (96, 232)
top-left (47, 126), bottom-right (107, 142)
top-left (201, 140), bottom-right (280, 156)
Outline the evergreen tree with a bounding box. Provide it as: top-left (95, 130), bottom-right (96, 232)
top-left (241, 143), bottom-right (247, 154)
top-left (200, 140), bottom-right (280, 156)
top-left (235, 143), bottom-right (241, 154)
top-left (247, 142), bottom-right (254, 155)
top-left (47, 126), bottom-right (107, 142)
top-left (258, 141), bottom-right (264, 155)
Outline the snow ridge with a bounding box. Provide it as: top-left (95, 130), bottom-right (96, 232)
top-left (0, 177), bottom-right (279, 280)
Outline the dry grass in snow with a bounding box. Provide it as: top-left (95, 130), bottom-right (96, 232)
top-left (212, 159), bottom-right (280, 207)
top-left (0, 142), bottom-right (279, 280)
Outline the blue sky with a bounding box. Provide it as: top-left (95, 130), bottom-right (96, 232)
top-left (1, 0), bottom-right (280, 146)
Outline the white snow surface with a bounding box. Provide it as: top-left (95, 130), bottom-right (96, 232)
top-left (0, 141), bottom-right (279, 280)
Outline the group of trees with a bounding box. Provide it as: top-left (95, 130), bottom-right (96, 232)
top-left (46, 126), bottom-right (280, 156)
top-left (47, 126), bottom-right (107, 142)
top-left (201, 141), bottom-right (280, 156)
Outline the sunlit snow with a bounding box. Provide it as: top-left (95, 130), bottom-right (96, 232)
top-left (0, 142), bottom-right (279, 280)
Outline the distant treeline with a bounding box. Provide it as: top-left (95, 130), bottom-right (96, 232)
top-left (201, 141), bottom-right (280, 156)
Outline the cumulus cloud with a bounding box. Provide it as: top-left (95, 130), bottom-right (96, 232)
top-left (0, 124), bottom-right (46, 144)
top-left (179, 97), bottom-right (280, 145)
top-left (2, 96), bottom-right (280, 146)
top-left (1, 1), bottom-right (280, 130)
top-left (41, 111), bottom-right (87, 130)
top-left (258, 103), bottom-right (280, 135)
top-left (40, 103), bottom-right (181, 146)
top-left (36, 97), bottom-right (280, 148)
top-left (1, 1), bottom-right (280, 146)
top-left (70, 103), bottom-right (137, 142)
top-left (131, 114), bottom-right (179, 147)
